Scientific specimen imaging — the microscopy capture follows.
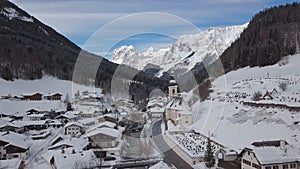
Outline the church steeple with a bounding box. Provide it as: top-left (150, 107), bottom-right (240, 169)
top-left (168, 79), bottom-right (178, 100)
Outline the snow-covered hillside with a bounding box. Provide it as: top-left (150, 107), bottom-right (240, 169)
top-left (0, 7), bottom-right (33, 22)
top-left (0, 77), bottom-right (106, 114)
top-left (0, 76), bottom-right (101, 98)
top-left (110, 23), bottom-right (247, 74)
top-left (188, 53), bottom-right (300, 152)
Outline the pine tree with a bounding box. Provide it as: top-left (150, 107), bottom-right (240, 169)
top-left (66, 102), bottom-right (73, 111)
top-left (204, 137), bottom-right (216, 168)
top-left (65, 93), bottom-right (70, 103)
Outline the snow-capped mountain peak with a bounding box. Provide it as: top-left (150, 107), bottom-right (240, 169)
top-left (111, 45), bottom-right (138, 64)
top-left (110, 23), bottom-right (248, 73)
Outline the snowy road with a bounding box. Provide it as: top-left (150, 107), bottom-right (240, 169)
top-left (151, 119), bottom-right (192, 169)
top-left (25, 127), bottom-right (63, 168)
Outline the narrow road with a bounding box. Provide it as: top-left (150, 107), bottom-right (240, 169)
top-left (151, 119), bottom-right (193, 169)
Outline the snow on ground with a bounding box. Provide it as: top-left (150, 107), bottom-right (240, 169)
top-left (0, 76), bottom-right (101, 99)
top-left (190, 53), bottom-right (300, 152)
top-left (213, 54), bottom-right (300, 93)
top-left (149, 161), bottom-right (172, 169)
top-left (0, 100), bottom-right (66, 115)
top-left (0, 7), bottom-right (33, 22)
top-left (168, 131), bottom-right (221, 158)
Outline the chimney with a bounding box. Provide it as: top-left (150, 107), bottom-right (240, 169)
top-left (280, 140), bottom-right (287, 153)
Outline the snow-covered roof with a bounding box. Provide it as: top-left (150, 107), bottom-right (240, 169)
top-left (42, 148), bottom-right (98, 169)
top-left (82, 109), bottom-right (97, 114)
top-left (0, 117), bottom-right (13, 122)
top-left (147, 98), bottom-right (166, 108)
top-left (27, 113), bottom-right (46, 118)
top-left (0, 112), bottom-right (13, 116)
top-left (45, 92), bottom-right (63, 96)
top-left (47, 119), bottom-right (62, 125)
top-left (65, 110), bottom-right (82, 115)
top-left (55, 113), bottom-right (77, 120)
top-left (0, 158), bottom-right (22, 169)
top-left (48, 137), bottom-right (89, 150)
top-left (169, 79), bottom-right (178, 86)
top-left (0, 118), bottom-right (8, 128)
top-left (65, 121), bottom-right (83, 128)
top-left (78, 118), bottom-right (97, 125)
top-left (251, 144), bottom-right (300, 165)
top-left (22, 120), bottom-right (47, 126)
top-left (86, 127), bottom-right (119, 138)
top-left (7, 121), bottom-right (26, 128)
top-left (22, 92), bottom-right (43, 96)
top-left (0, 131), bottom-right (31, 149)
top-left (87, 121), bottom-right (116, 132)
top-left (149, 106), bottom-right (165, 113)
top-left (149, 161), bottom-right (171, 169)
top-left (166, 96), bottom-right (182, 111)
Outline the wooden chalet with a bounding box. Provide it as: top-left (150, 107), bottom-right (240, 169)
top-left (22, 93), bottom-right (43, 101)
top-left (44, 93), bottom-right (63, 101)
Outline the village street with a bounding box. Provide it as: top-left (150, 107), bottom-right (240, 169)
top-left (151, 119), bottom-right (193, 169)
top-left (26, 127), bottom-right (64, 167)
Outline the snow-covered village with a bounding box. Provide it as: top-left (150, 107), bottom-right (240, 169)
top-left (1, 0), bottom-right (300, 169)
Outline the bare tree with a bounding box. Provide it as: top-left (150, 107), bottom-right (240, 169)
top-left (279, 82), bottom-right (287, 91)
top-left (252, 91), bottom-right (262, 101)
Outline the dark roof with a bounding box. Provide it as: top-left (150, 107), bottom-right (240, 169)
top-left (26, 109), bottom-right (39, 112)
top-left (251, 140), bottom-right (288, 147)
top-left (169, 80), bottom-right (178, 86)
top-left (263, 91), bottom-right (273, 99)
top-left (50, 93), bottom-right (63, 96)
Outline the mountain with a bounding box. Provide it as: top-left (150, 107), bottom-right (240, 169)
top-left (219, 2), bottom-right (300, 73)
top-left (0, 0), bottom-right (169, 106)
top-left (190, 2), bottom-right (300, 87)
top-left (110, 24), bottom-right (247, 74)
top-left (0, 0), bottom-right (83, 80)
top-left (0, 0), bottom-right (120, 82)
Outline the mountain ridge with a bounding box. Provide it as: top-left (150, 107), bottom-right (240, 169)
top-left (110, 23), bottom-right (248, 75)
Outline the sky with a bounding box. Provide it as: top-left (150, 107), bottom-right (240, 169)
top-left (10, 0), bottom-right (299, 58)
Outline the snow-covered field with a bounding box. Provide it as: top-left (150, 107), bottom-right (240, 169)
top-left (189, 53), bottom-right (300, 152)
top-left (0, 77), bottom-right (107, 115)
top-left (0, 76), bottom-right (101, 98)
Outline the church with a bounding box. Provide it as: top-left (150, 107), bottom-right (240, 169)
top-left (165, 80), bottom-right (193, 127)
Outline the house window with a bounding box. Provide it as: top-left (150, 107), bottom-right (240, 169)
top-left (13, 154), bottom-right (19, 158)
top-left (273, 166), bottom-right (279, 169)
top-left (242, 159), bottom-right (251, 166)
top-left (265, 167), bottom-right (271, 169)
top-left (252, 163), bottom-right (261, 169)
top-left (283, 165), bottom-right (288, 169)
top-left (290, 163), bottom-right (297, 168)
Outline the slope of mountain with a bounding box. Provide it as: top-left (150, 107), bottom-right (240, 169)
top-left (0, 0), bottom-right (169, 104)
top-left (190, 2), bottom-right (300, 86)
top-left (219, 2), bottom-right (300, 72)
top-left (0, 0), bottom-right (82, 80)
top-left (110, 24), bottom-right (247, 74)
top-left (190, 52), bottom-right (300, 152)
